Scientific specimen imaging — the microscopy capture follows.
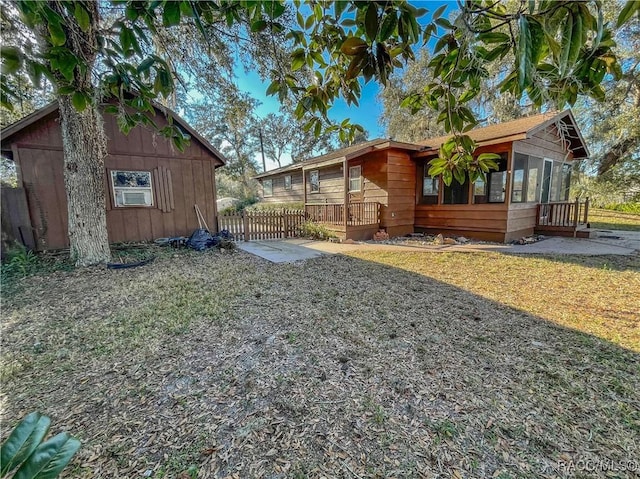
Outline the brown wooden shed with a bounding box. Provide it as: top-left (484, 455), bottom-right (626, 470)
top-left (1, 102), bottom-right (225, 251)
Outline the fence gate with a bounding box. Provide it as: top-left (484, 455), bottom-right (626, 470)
top-left (217, 209), bottom-right (305, 241)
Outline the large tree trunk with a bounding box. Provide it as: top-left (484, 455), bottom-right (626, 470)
top-left (58, 97), bottom-right (111, 265)
top-left (37, 0), bottom-right (111, 266)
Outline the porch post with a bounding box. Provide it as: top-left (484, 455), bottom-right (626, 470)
top-left (302, 168), bottom-right (307, 218)
top-left (343, 157), bottom-right (349, 232)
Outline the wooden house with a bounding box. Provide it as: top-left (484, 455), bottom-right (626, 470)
top-left (255, 110), bottom-right (590, 242)
top-left (1, 102), bottom-right (225, 251)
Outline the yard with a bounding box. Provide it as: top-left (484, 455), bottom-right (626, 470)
top-left (589, 207), bottom-right (640, 232)
top-left (1, 247), bottom-right (639, 478)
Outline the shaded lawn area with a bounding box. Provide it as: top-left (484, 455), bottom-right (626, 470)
top-left (1, 249), bottom-right (639, 479)
top-left (589, 208), bottom-right (640, 232)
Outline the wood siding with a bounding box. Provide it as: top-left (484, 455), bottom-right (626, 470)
top-left (259, 170), bottom-right (304, 203)
top-left (306, 163), bottom-right (344, 203)
top-left (513, 124), bottom-right (575, 162)
top-left (383, 149), bottom-right (414, 233)
top-left (7, 109), bottom-right (219, 250)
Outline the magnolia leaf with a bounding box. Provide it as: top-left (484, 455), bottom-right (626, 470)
top-left (0, 413), bottom-right (50, 476)
top-left (12, 433), bottom-right (81, 479)
top-left (1, 46), bottom-right (22, 74)
top-left (341, 37), bottom-right (368, 55)
top-left (365, 3), bottom-right (378, 42)
top-left (617, 0), bottom-right (640, 27)
top-left (74, 3), bottom-right (91, 32)
top-left (162, 1), bottom-right (180, 26)
top-left (378, 12), bottom-right (398, 42)
top-left (47, 20), bottom-right (66, 46)
top-left (72, 91), bottom-right (87, 111)
top-left (251, 20), bottom-right (268, 32)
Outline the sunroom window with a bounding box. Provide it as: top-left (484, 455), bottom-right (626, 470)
top-left (111, 170), bottom-right (153, 207)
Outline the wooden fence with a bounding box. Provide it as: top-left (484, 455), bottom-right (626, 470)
top-left (305, 202), bottom-right (380, 227)
top-left (217, 209), bottom-right (305, 241)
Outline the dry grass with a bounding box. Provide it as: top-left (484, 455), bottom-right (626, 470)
top-left (589, 208), bottom-right (640, 232)
top-left (1, 249), bottom-right (639, 479)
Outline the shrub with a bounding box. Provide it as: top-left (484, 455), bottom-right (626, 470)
top-left (602, 202), bottom-right (640, 215)
top-left (245, 201), bottom-right (304, 212)
top-left (298, 221), bottom-right (338, 240)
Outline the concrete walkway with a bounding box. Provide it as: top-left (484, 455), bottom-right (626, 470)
top-left (236, 239), bottom-right (325, 263)
top-left (237, 230), bottom-right (639, 263)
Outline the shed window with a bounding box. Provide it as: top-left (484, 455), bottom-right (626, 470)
top-left (284, 175), bottom-right (292, 190)
top-left (111, 170), bottom-right (153, 207)
top-left (263, 179), bottom-right (273, 197)
top-left (309, 170), bottom-right (319, 193)
top-left (349, 166), bottom-right (361, 192)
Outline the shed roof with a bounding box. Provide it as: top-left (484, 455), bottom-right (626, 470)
top-left (1, 101), bottom-right (227, 167)
top-left (417, 110), bottom-right (589, 159)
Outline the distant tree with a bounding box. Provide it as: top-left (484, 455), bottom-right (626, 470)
top-left (190, 91), bottom-right (261, 200)
top-left (260, 111), bottom-right (335, 168)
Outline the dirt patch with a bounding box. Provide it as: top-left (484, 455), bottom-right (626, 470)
top-left (2, 249), bottom-right (639, 478)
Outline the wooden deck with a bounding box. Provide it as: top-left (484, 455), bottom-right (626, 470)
top-left (305, 202), bottom-right (381, 240)
top-left (535, 199), bottom-right (591, 237)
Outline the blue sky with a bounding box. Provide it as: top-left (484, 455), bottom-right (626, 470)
top-left (229, 1), bottom-right (457, 169)
top-left (236, 1), bottom-right (456, 139)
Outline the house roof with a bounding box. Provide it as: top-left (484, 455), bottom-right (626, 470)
top-left (417, 110), bottom-right (589, 159)
top-left (1, 100), bottom-right (227, 167)
top-left (254, 138), bottom-right (422, 179)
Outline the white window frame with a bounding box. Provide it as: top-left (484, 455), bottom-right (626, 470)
top-left (263, 179), bottom-right (273, 197)
top-left (111, 170), bottom-right (154, 207)
top-left (284, 174), bottom-right (292, 190)
top-left (309, 170), bottom-right (320, 193)
top-left (348, 165), bottom-right (361, 192)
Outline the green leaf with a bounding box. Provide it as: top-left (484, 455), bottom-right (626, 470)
top-left (517, 14), bottom-right (535, 90)
top-left (364, 3), bottom-right (379, 42)
top-left (71, 91), bottom-right (87, 111)
top-left (478, 32), bottom-right (510, 44)
top-left (266, 80), bottom-right (280, 96)
top-left (251, 20), bottom-right (268, 32)
top-left (74, 3), bottom-right (91, 32)
top-left (162, 0), bottom-right (181, 26)
top-left (12, 433), bottom-right (81, 479)
top-left (378, 12), bottom-right (398, 42)
top-left (431, 4), bottom-right (447, 20)
top-left (1, 412), bottom-right (50, 476)
top-left (617, 0), bottom-right (640, 27)
top-left (453, 166), bottom-right (466, 185)
top-left (47, 20), bottom-right (66, 46)
top-left (559, 10), bottom-right (574, 76)
top-left (340, 37), bottom-right (368, 55)
top-left (1, 46), bottom-right (22, 74)
top-left (291, 53), bottom-right (306, 71)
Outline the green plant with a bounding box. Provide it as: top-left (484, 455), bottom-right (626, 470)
top-left (1, 412), bottom-right (80, 479)
top-left (603, 202), bottom-right (640, 214)
top-left (2, 245), bottom-right (40, 277)
top-left (298, 221), bottom-right (337, 241)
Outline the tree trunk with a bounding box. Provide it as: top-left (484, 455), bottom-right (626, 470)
top-left (58, 97), bottom-right (111, 266)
